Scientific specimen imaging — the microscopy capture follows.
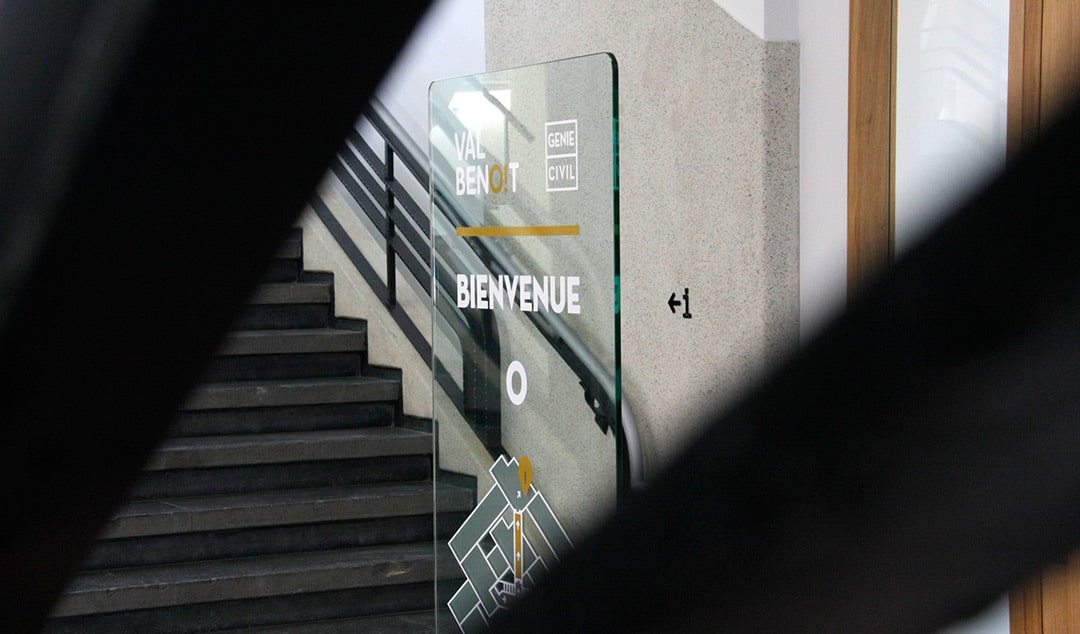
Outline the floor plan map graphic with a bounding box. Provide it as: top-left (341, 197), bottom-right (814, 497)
top-left (447, 455), bottom-right (573, 633)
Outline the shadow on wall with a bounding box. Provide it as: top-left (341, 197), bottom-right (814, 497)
top-left (487, 96), bottom-right (1080, 632)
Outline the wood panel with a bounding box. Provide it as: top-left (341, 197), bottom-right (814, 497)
top-left (1040, 554), bottom-right (1080, 633)
top-left (847, 0), bottom-right (896, 300)
top-left (1039, 0), bottom-right (1080, 130)
top-left (850, 1), bottom-right (1080, 631)
top-left (1012, 576), bottom-right (1045, 634)
top-left (1008, 3), bottom-right (1080, 632)
top-left (1008, 0), bottom-right (1043, 157)
top-left (1009, 0), bottom-right (1080, 157)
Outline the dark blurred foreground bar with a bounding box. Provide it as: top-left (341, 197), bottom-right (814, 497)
top-left (491, 100), bottom-right (1080, 632)
top-left (0, 1), bottom-right (430, 630)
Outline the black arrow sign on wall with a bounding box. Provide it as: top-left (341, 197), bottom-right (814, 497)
top-left (668, 288), bottom-right (692, 319)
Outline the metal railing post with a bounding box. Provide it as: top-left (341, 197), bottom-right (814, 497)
top-left (383, 141), bottom-right (396, 307)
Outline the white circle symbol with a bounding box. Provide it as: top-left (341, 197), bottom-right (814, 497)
top-left (506, 360), bottom-right (527, 406)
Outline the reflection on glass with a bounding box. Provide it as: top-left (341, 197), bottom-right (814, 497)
top-left (895, 0), bottom-right (1009, 253)
top-left (429, 53), bottom-right (620, 632)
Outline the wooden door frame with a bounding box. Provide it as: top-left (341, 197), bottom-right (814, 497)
top-left (1008, 0), bottom-right (1044, 159)
top-left (1005, 4), bottom-right (1044, 627)
top-left (847, 0), bottom-right (1046, 632)
top-left (847, 0), bottom-right (896, 300)
top-left (849, 0), bottom-right (1040, 290)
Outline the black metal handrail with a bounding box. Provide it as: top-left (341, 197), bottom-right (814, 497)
top-left (315, 102), bottom-right (504, 454)
top-left (311, 97), bottom-right (645, 494)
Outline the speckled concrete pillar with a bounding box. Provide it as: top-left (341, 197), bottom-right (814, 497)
top-left (486, 0), bottom-right (800, 477)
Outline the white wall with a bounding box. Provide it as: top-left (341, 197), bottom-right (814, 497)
top-left (798, 0), bottom-right (849, 343)
top-left (716, 0), bottom-right (798, 40)
top-left (376, 0), bottom-right (486, 150)
top-left (485, 0), bottom-right (800, 477)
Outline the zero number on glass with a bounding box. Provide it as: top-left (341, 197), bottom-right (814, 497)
top-left (506, 360), bottom-right (527, 406)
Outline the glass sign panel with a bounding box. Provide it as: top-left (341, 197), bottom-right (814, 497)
top-left (429, 53), bottom-right (620, 632)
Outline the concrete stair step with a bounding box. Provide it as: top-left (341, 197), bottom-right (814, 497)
top-left (232, 302), bottom-right (332, 330)
top-left (102, 481), bottom-right (470, 540)
top-left (213, 609), bottom-right (455, 633)
top-left (43, 581), bottom-right (457, 633)
top-left (51, 543), bottom-right (460, 619)
top-left (216, 327), bottom-right (366, 356)
top-left (246, 281), bottom-right (332, 306)
top-left (129, 426), bottom-right (435, 500)
top-left (168, 401), bottom-right (398, 437)
top-left (274, 229), bottom-right (302, 260)
top-left (230, 278), bottom-right (337, 330)
top-left (145, 427), bottom-right (430, 471)
top-left (42, 224), bottom-right (479, 631)
top-left (78, 480), bottom-right (473, 570)
top-left (259, 229), bottom-right (303, 283)
top-left (202, 350), bottom-right (364, 382)
top-left (181, 376), bottom-right (400, 411)
top-left (201, 327), bottom-right (369, 382)
top-left (129, 453), bottom-right (431, 501)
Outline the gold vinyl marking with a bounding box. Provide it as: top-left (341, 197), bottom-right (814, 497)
top-left (514, 511), bottom-right (523, 579)
top-left (518, 456), bottom-right (533, 494)
top-left (514, 456), bottom-right (530, 581)
top-left (456, 225), bottom-right (580, 237)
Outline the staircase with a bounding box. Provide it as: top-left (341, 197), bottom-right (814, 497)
top-left (44, 228), bottom-right (471, 632)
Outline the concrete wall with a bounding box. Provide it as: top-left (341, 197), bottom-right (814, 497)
top-left (486, 0), bottom-right (800, 477)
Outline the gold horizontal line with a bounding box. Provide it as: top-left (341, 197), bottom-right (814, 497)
top-left (456, 225), bottom-right (580, 237)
